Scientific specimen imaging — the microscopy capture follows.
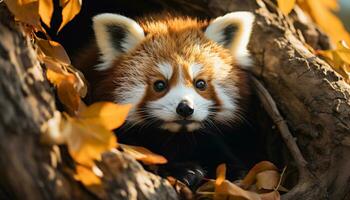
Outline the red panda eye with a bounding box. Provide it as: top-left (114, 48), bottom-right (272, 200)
top-left (195, 79), bottom-right (207, 91)
top-left (153, 80), bottom-right (167, 92)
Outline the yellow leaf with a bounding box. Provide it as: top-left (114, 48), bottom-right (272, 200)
top-left (74, 165), bottom-right (101, 186)
top-left (46, 68), bottom-right (67, 86)
top-left (58, 0), bottom-right (82, 32)
top-left (57, 77), bottom-right (81, 114)
top-left (256, 170), bottom-right (280, 191)
top-left (120, 144), bottom-right (167, 165)
top-left (317, 40), bottom-right (350, 83)
top-left (216, 164), bottom-right (226, 186)
top-left (277, 0), bottom-right (296, 15)
top-left (215, 180), bottom-right (260, 200)
top-left (46, 68), bottom-right (85, 114)
top-left (38, 0), bottom-right (54, 27)
top-left (335, 40), bottom-right (350, 64)
top-left (241, 161), bottom-right (278, 188)
top-left (4, 0), bottom-right (40, 27)
top-left (37, 38), bottom-right (71, 65)
top-left (319, 0), bottom-right (338, 11)
top-left (298, 0), bottom-right (350, 45)
top-left (79, 102), bottom-right (132, 131)
top-left (63, 115), bottom-right (117, 166)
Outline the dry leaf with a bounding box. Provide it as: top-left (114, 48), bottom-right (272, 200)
top-left (59, 0), bottom-right (82, 32)
top-left (4, 0), bottom-right (40, 27)
top-left (277, 0), bottom-right (296, 15)
top-left (317, 40), bottom-right (350, 83)
top-left (120, 144), bottom-right (167, 165)
top-left (216, 164), bottom-right (226, 186)
top-left (63, 115), bottom-right (117, 166)
top-left (298, 0), bottom-right (350, 46)
top-left (167, 176), bottom-right (194, 200)
top-left (241, 161), bottom-right (278, 188)
top-left (57, 77), bottom-right (81, 114)
top-left (46, 68), bottom-right (85, 113)
top-left (74, 165), bottom-right (102, 186)
top-left (215, 180), bottom-right (261, 200)
top-left (79, 102), bottom-right (132, 131)
top-left (256, 170), bottom-right (280, 191)
top-left (37, 38), bottom-right (71, 65)
top-left (38, 0), bottom-right (54, 27)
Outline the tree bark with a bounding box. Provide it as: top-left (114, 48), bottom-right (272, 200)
top-left (1, 0), bottom-right (350, 200)
top-left (0, 4), bottom-right (177, 200)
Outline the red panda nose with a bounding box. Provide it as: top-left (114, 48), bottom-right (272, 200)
top-left (176, 100), bottom-right (194, 118)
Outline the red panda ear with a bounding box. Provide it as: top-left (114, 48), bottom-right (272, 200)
top-left (92, 13), bottom-right (145, 70)
top-left (204, 12), bottom-right (255, 68)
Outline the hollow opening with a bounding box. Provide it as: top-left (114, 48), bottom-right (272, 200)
top-left (49, 0), bottom-right (299, 191)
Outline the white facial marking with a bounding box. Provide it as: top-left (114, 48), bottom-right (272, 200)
top-left (157, 62), bottom-right (173, 79)
top-left (161, 122), bottom-right (182, 132)
top-left (212, 84), bottom-right (237, 124)
top-left (148, 84), bottom-right (212, 122)
top-left (189, 63), bottom-right (202, 79)
top-left (186, 123), bottom-right (201, 132)
top-left (114, 82), bottom-right (146, 121)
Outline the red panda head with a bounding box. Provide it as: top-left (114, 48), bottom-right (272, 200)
top-left (92, 12), bottom-right (255, 132)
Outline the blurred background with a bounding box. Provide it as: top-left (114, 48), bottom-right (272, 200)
top-left (339, 0), bottom-right (350, 31)
top-left (50, 0), bottom-right (350, 57)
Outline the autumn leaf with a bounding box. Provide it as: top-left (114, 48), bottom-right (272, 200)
top-left (46, 69), bottom-right (80, 113)
top-left (74, 165), bottom-right (102, 186)
top-left (79, 102), bottom-right (132, 131)
top-left (298, 0), bottom-right (350, 46)
top-left (37, 38), bottom-right (71, 65)
top-left (167, 176), bottom-right (194, 199)
top-left (4, 0), bottom-right (40, 27)
top-left (63, 114), bottom-right (117, 166)
top-left (241, 161), bottom-right (278, 189)
top-left (57, 77), bottom-right (81, 114)
top-left (120, 144), bottom-right (167, 165)
top-left (58, 0), bottom-right (82, 32)
top-left (216, 163), bottom-right (226, 186)
top-left (317, 40), bottom-right (350, 83)
top-left (277, 0), bottom-right (296, 15)
top-left (256, 170), bottom-right (280, 191)
top-left (38, 0), bottom-right (54, 27)
top-left (215, 180), bottom-right (261, 200)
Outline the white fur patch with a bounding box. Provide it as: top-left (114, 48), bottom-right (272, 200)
top-left (186, 123), bottom-right (201, 132)
top-left (205, 11), bottom-right (255, 68)
top-left (147, 80), bottom-right (213, 132)
top-left (189, 63), bottom-right (203, 79)
top-left (157, 62), bottom-right (173, 79)
top-left (114, 82), bottom-right (146, 121)
top-left (212, 84), bottom-right (237, 124)
top-left (161, 122), bottom-right (182, 132)
top-left (93, 14), bottom-right (145, 71)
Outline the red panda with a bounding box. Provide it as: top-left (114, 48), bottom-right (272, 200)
top-left (75, 12), bottom-right (256, 189)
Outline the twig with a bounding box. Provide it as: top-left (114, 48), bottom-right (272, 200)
top-left (251, 77), bottom-right (309, 177)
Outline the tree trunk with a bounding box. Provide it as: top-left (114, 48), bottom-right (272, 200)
top-left (1, 0), bottom-right (350, 200)
top-left (0, 4), bottom-right (177, 200)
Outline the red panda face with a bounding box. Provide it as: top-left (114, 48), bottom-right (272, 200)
top-left (92, 13), bottom-right (255, 132)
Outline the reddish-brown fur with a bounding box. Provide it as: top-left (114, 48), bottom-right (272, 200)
top-left (74, 15), bottom-right (250, 118)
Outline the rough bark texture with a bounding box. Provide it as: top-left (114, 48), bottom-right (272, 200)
top-left (1, 0), bottom-right (350, 200)
top-left (194, 1), bottom-right (350, 199)
top-left (0, 4), bottom-right (177, 200)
